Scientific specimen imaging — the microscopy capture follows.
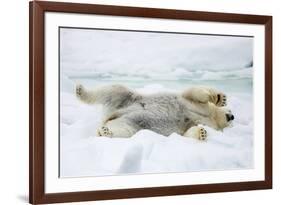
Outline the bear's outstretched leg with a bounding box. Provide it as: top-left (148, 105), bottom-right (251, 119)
top-left (76, 84), bottom-right (140, 109)
top-left (183, 126), bottom-right (207, 141)
top-left (182, 86), bottom-right (227, 106)
top-left (96, 118), bottom-right (138, 138)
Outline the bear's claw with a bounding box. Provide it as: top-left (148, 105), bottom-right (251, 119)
top-left (198, 127), bottom-right (207, 141)
top-left (76, 84), bottom-right (84, 97)
top-left (216, 93), bottom-right (227, 107)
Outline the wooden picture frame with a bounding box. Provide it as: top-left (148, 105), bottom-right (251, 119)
top-left (29, 1), bottom-right (272, 204)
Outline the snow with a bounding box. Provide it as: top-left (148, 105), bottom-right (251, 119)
top-left (59, 27), bottom-right (253, 177)
top-left (60, 28), bottom-right (253, 81)
top-left (60, 85), bottom-right (253, 177)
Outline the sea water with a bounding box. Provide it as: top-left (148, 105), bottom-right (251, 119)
top-left (68, 77), bottom-right (252, 94)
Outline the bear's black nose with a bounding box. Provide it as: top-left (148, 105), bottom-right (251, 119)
top-left (226, 113), bottom-right (234, 122)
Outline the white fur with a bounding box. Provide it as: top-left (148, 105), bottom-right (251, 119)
top-left (76, 84), bottom-right (233, 141)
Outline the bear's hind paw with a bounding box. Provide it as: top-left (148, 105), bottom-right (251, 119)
top-left (97, 126), bottom-right (113, 137)
top-left (76, 84), bottom-right (84, 97)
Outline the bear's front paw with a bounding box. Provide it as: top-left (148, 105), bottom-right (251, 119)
top-left (216, 93), bottom-right (227, 107)
top-left (76, 84), bottom-right (84, 97)
top-left (97, 126), bottom-right (113, 137)
top-left (183, 126), bottom-right (207, 141)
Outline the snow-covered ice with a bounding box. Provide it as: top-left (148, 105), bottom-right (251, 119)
top-left (60, 83), bottom-right (253, 177)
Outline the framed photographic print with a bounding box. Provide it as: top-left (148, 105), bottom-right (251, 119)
top-left (29, 1), bottom-right (272, 204)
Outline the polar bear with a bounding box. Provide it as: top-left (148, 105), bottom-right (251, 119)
top-left (75, 84), bottom-right (234, 141)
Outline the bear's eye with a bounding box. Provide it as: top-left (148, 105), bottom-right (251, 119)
top-left (184, 117), bottom-right (190, 122)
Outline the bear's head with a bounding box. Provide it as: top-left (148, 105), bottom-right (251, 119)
top-left (194, 102), bottom-right (234, 130)
top-left (212, 106), bottom-right (234, 130)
